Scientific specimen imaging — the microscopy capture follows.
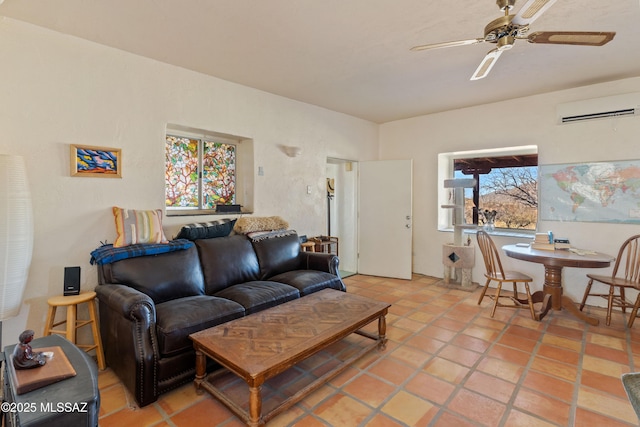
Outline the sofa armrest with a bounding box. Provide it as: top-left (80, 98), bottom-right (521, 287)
top-left (96, 284), bottom-right (156, 322)
top-left (300, 252), bottom-right (340, 275)
top-left (95, 284), bottom-right (160, 406)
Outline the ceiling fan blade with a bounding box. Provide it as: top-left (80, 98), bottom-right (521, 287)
top-left (470, 48), bottom-right (503, 81)
top-left (512, 0), bottom-right (558, 26)
top-left (410, 38), bottom-right (484, 52)
top-left (527, 31), bottom-right (616, 46)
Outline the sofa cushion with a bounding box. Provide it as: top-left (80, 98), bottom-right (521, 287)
top-left (195, 235), bottom-right (260, 294)
top-left (155, 295), bottom-right (245, 357)
top-left (215, 281), bottom-right (300, 314)
top-left (269, 270), bottom-right (346, 296)
top-left (106, 246), bottom-right (205, 304)
top-left (251, 232), bottom-right (302, 280)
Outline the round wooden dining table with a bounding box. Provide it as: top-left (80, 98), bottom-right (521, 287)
top-left (502, 244), bottom-right (614, 326)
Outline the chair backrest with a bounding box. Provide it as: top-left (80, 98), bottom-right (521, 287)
top-left (611, 234), bottom-right (640, 283)
top-left (477, 230), bottom-right (505, 280)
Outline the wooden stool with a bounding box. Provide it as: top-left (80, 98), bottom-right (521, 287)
top-left (44, 291), bottom-right (106, 370)
top-left (301, 241), bottom-right (316, 252)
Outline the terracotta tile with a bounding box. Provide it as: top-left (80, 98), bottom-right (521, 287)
top-left (498, 332), bottom-right (537, 353)
top-left (582, 354), bottom-right (629, 378)
top-left (430, 411), bottom-right (478, 427)
top-left (476, 357), bottom-right (524, 383)
top-left (314, 393), bottom-right (372, 427)
top-left (99, 401), bottom-right (165, 427)
top-left (487, 344), bottom-right (532, 366)
top-left (98, 384), bottom-right (129, 416)
top-left (546, 323), bottom-right (584, 340)
top-left (431, 317), bottom-right (467, 332)
top-left (513, 388), bottom-right (571, 426)
top-left (422, 357), bottom-right (470, 383)
top-left (521, 370), bottom-right (575, 403)
top-left (541, 333), bottom-right (582, 352)
top-left (405, 333), bottom-right (446, 354)
top-left (585, 342), bottom-right (630, 364)
top-left (381, 390), bottom-right (437, 426)
top-left (464, 371), bottom-right (516, 403)
top-left (157, 383), bottom-right (205, 415)
top-left (437, 344), bottom-right (482, 367)
top-left (364, 413), bottom-right (406, 427)
top-left (462, 325), bottom-right (500, 342)
top-left (530, 355), bottom-right (578, 382)
top-left (588, 331), bottom-right (627, 351)
top-left (404, 372), bottom-right (456, 405)
top-left (537, 343), bottom-right (580, 365)
top-left (343, 373), bottom-right (397, 407)
top-left (504, 324), bottom-right (543, 341)
top-left (419, 325), bottom-right (457, 342)
top-left (577, 386), bottom-right (638, 424)
top-left (450, 333), bottom-right (492, 353)
top-left (388, 344), bottom-right (430, 368)
top-left (581, 369), bottom-right (628, 398)
top-left (368, 358), bottom-right (416, 385)
top-left (575, 407), bottom-right (638, 427)
top-left (447, 388), bottom-right (506, 426)
top-left (503, 409), bottom-right (558, 427)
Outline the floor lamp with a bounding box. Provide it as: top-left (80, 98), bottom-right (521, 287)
top-left (0, 155), bottom-right (34, 351)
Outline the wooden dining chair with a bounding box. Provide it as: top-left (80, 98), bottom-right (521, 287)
top-left (579, 234), bottom-right (640, 327)
top-left (476, 230), bottom-right (537, 320)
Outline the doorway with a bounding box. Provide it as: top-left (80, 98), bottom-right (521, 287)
top-left (326, 158), bottom-right (358, 277)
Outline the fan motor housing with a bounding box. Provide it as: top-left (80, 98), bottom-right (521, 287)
top-left (484, 15), bottom-right (527, 43)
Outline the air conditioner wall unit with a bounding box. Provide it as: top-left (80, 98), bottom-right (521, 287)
top-left (557, 93), bottom-right (640, 124)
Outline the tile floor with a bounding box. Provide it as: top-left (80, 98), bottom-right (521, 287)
top-left (97, 274), bottom-right (640, 426)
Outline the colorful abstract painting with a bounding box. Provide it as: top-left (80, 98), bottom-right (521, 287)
top-left (71, 144), bottom-right (121, 178)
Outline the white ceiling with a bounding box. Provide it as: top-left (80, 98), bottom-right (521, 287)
top-left (1, 0), bottom-right (639, 123)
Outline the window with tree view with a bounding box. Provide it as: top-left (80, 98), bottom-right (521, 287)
top-left (454, 154), bottom-right (538, 230)
top-left (165, 135), bottom-right (236, 210)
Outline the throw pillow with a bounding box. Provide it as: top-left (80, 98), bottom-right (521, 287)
top-left (176, 218), bottom-right (237, 240)
top-left (233, 216), bottom-right (289, 234)
top-left (112, 207), bottom-right (168, 247)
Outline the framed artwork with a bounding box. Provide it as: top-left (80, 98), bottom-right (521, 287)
top-left (70, 144), bottom-right (122, 178)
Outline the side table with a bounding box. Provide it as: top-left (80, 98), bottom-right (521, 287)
top-left (3, 334), bottom-right (100, 427)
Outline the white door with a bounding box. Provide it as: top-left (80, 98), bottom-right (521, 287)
top-left (358, 160), bottom-right (413, 279)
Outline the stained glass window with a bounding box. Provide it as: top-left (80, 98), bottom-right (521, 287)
top-left (165, 135), bottom-right (236, 209)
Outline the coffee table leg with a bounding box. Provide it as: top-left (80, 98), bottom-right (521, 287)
top-left (378, 314), bottom-right (387, 350)
top-left (194, 349), bottom-right (205, 395)
top-left (249, 385), bottom-right (262, 427)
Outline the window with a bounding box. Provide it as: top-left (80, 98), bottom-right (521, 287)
top-left (164, 125), bottom-right (254, 215)
top-left (438, 146), bottom-right (538, 232)
top-left (165, 135), bottom-right (236, 209)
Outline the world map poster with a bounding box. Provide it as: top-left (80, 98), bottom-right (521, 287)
top-left (539, 160), bottom-right (640, 224)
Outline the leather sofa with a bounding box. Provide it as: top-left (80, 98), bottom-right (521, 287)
top-left (94, 231), bottom-right (345, 407)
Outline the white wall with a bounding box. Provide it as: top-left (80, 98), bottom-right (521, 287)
top-left (0, 18), bottom-right (379, 344)
top-left (380, 76), bottom-right (640, 304)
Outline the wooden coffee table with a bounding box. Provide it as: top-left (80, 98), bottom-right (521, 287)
top-left (189, 289), bottom-right (390, 426)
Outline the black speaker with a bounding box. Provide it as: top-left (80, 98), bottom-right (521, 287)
top-left (63, 266), bottom-right (81, 296)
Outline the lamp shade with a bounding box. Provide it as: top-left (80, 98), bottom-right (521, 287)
top-left (0, 155), bottom-right (33, 321)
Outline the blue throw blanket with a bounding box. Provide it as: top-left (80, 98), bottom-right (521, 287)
top-left (90, 239), bottom-right (194, 265)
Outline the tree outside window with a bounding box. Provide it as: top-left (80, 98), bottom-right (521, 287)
top-left (454, 154), bottom-right (538, 230)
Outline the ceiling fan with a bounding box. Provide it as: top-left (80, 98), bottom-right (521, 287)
top-left (411, 0), bottom-right (616, 80)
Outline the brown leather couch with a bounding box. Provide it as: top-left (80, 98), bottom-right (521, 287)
top-left (95, 232), bottom-right (345, 407)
